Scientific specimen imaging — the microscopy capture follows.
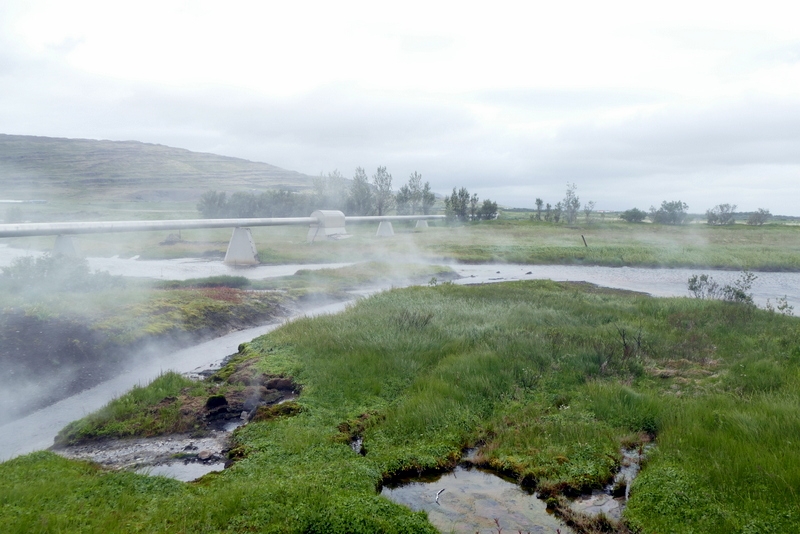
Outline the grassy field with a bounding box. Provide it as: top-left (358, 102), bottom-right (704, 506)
top-left (6, 217), bottom-right (800, 271)
top-left (2, 281), bottom-right (798, 533)
top-left (11, 216), bottom-right (800, 271)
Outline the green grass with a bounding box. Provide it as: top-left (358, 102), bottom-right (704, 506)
top-left (3, 281), bottom-right (799, 532)
top-left (55, 372), bottom-right (204, 444)
top-left (8, 218), bottom-right (800, 270)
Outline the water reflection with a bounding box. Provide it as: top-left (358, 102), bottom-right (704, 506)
top-left (382, 465), bottom-right (573, 533)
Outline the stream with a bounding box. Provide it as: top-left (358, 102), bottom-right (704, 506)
top-left (2, 248), bottom-right (799, 462)
top-left (2, 247), bottom-right (799, 529)
top-left (0, 299), bottom-right (350, 462)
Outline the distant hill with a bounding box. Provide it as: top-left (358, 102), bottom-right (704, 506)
top-left (0, 134), bottom-right (316, 202)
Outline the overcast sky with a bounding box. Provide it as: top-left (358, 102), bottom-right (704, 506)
top-left (2, 1), bottom-right (799, 214)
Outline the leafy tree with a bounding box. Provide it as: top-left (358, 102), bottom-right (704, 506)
top-left (395, 184), bottom-right (412, 215)
top-left (535, 198), bottom-right (543, 220)
top-left (421, 182), bottom-right (436, 214)
top-left (620, 208), bottom-right (647, 223)
top-left (444, 187), bottom-right (470, 222)
top-left (553, 201), bottom-right (563, 223)
top-left (747, 208), bottom-right (771, 226)
top-left (227, 192), bottom-right (261, 218)
top-left (197, 191), bottom-right (228, 218)
top-left (706, 203), bottom-right (737, 225)
top-left (479, 199), bottom-right (498, 220)
top-left (544, 203), bottom-right (552, 222)
top-left (396, 171), bottom-right (425, 215)
top-left (562, 183), bottom-right (581, 224)
top-left (407, 171), bottom-right (423, 214)
top-left (347, 167), bottom-right (374, 215)
top-left (313, 170), bottom-right (348, 210)
top-left (469, 193), bottom-right (480, 221)
top-left (198, 189), bottom-right (319, 219)
top-left (649, 200), bottom-right (689, 225)
top-left (372, 166), bottom-right (394, 216)
top-left (444, 187), bottom-right (496, 222)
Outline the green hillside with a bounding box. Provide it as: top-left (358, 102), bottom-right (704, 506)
top-left (0, 134), bottom-right (315, 203)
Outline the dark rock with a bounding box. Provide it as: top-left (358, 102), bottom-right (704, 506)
top-left (265, 377), bottom-right (295, 391)
top-left (205, 395), bottom-right (228, 410)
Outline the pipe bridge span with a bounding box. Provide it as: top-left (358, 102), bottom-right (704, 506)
top-left (0, 210), bottom-right (444, 265)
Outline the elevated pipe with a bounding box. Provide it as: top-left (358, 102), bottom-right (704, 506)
top-left (0, 217), bottom-right (318, 238)
top-left (345, 215), bottom-right (444, 223)
top-left (0, 215), bottom-right (444, 238)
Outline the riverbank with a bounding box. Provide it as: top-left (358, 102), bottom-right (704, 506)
top-left (3, 280), bottom-right (798, 533)
top-left (0, 286), bottom-right (291, 424)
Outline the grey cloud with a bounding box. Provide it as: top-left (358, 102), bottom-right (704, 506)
top-left (2, 49), bottom-right (800, 214)
top-left (475, 87), bottom-right (663, 111)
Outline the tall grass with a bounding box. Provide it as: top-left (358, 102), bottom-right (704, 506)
top-left (2, 280), bottom-right (799, 532)
top-left (55, 372), bottom-right (200, 444)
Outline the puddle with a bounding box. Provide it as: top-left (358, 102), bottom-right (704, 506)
top-left (350, 436), bottom-right (364, 455)
top-left (381, 465), bottom-right (574, 533)
top-left (569, 445), bottom-right (652, 520)
top-left (136, 462), bottom-right (225, 481)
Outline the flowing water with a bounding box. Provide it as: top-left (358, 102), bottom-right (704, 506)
top-left (452, 264), bottom-right (800, 313)
top-left (2, 244), bottom-right (799, 492)
top-left (0, 299), bottom-right (351, 462)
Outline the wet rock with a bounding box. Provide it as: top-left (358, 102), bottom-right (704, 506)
top-left (197, 450), bottom-right (213, 460)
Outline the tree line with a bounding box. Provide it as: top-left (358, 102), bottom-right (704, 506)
top-left (531, 183), bottom-right (595, 224)
top-left (619, 202), bottom-right (772, 225)
top-left (197, 167), bottom-right (436, 219)
top-left (442, 188), bottom-right (498, 222)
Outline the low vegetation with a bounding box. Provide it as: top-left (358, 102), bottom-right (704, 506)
top-left (2, 281), bottom-right (798, 533)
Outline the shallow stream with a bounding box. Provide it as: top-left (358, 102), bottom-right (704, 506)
top-left (382, 465), bottom-right (574, 533)
top-left (2, 246), bottom-right (799, 488)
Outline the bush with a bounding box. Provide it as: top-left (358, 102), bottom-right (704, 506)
top-left (688, 271), bottom-right (756, 305)
top-left (746, 208), bottom-right (770, 226)
top-left (706, 204), bottom-right (737, 225)
top-left (650, 201), bottom-right (688, 225)
top-left (620, 208), bottom-right (647, 223)
top-left (0, 253), bottom-right (125, 293)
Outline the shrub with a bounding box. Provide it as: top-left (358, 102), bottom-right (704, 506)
top-left (687, 271), bottom-right (756, 305)
top-left (0, 253), bottom-right (124, 293)
top-left (746, 208), bottom-right (771, 226)
top-left (706, 204), bottom-right (737, 225)
top-left (620, 208), bottom-right (647, 223)
top-left (649, 200), bottom-right (688, 225)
